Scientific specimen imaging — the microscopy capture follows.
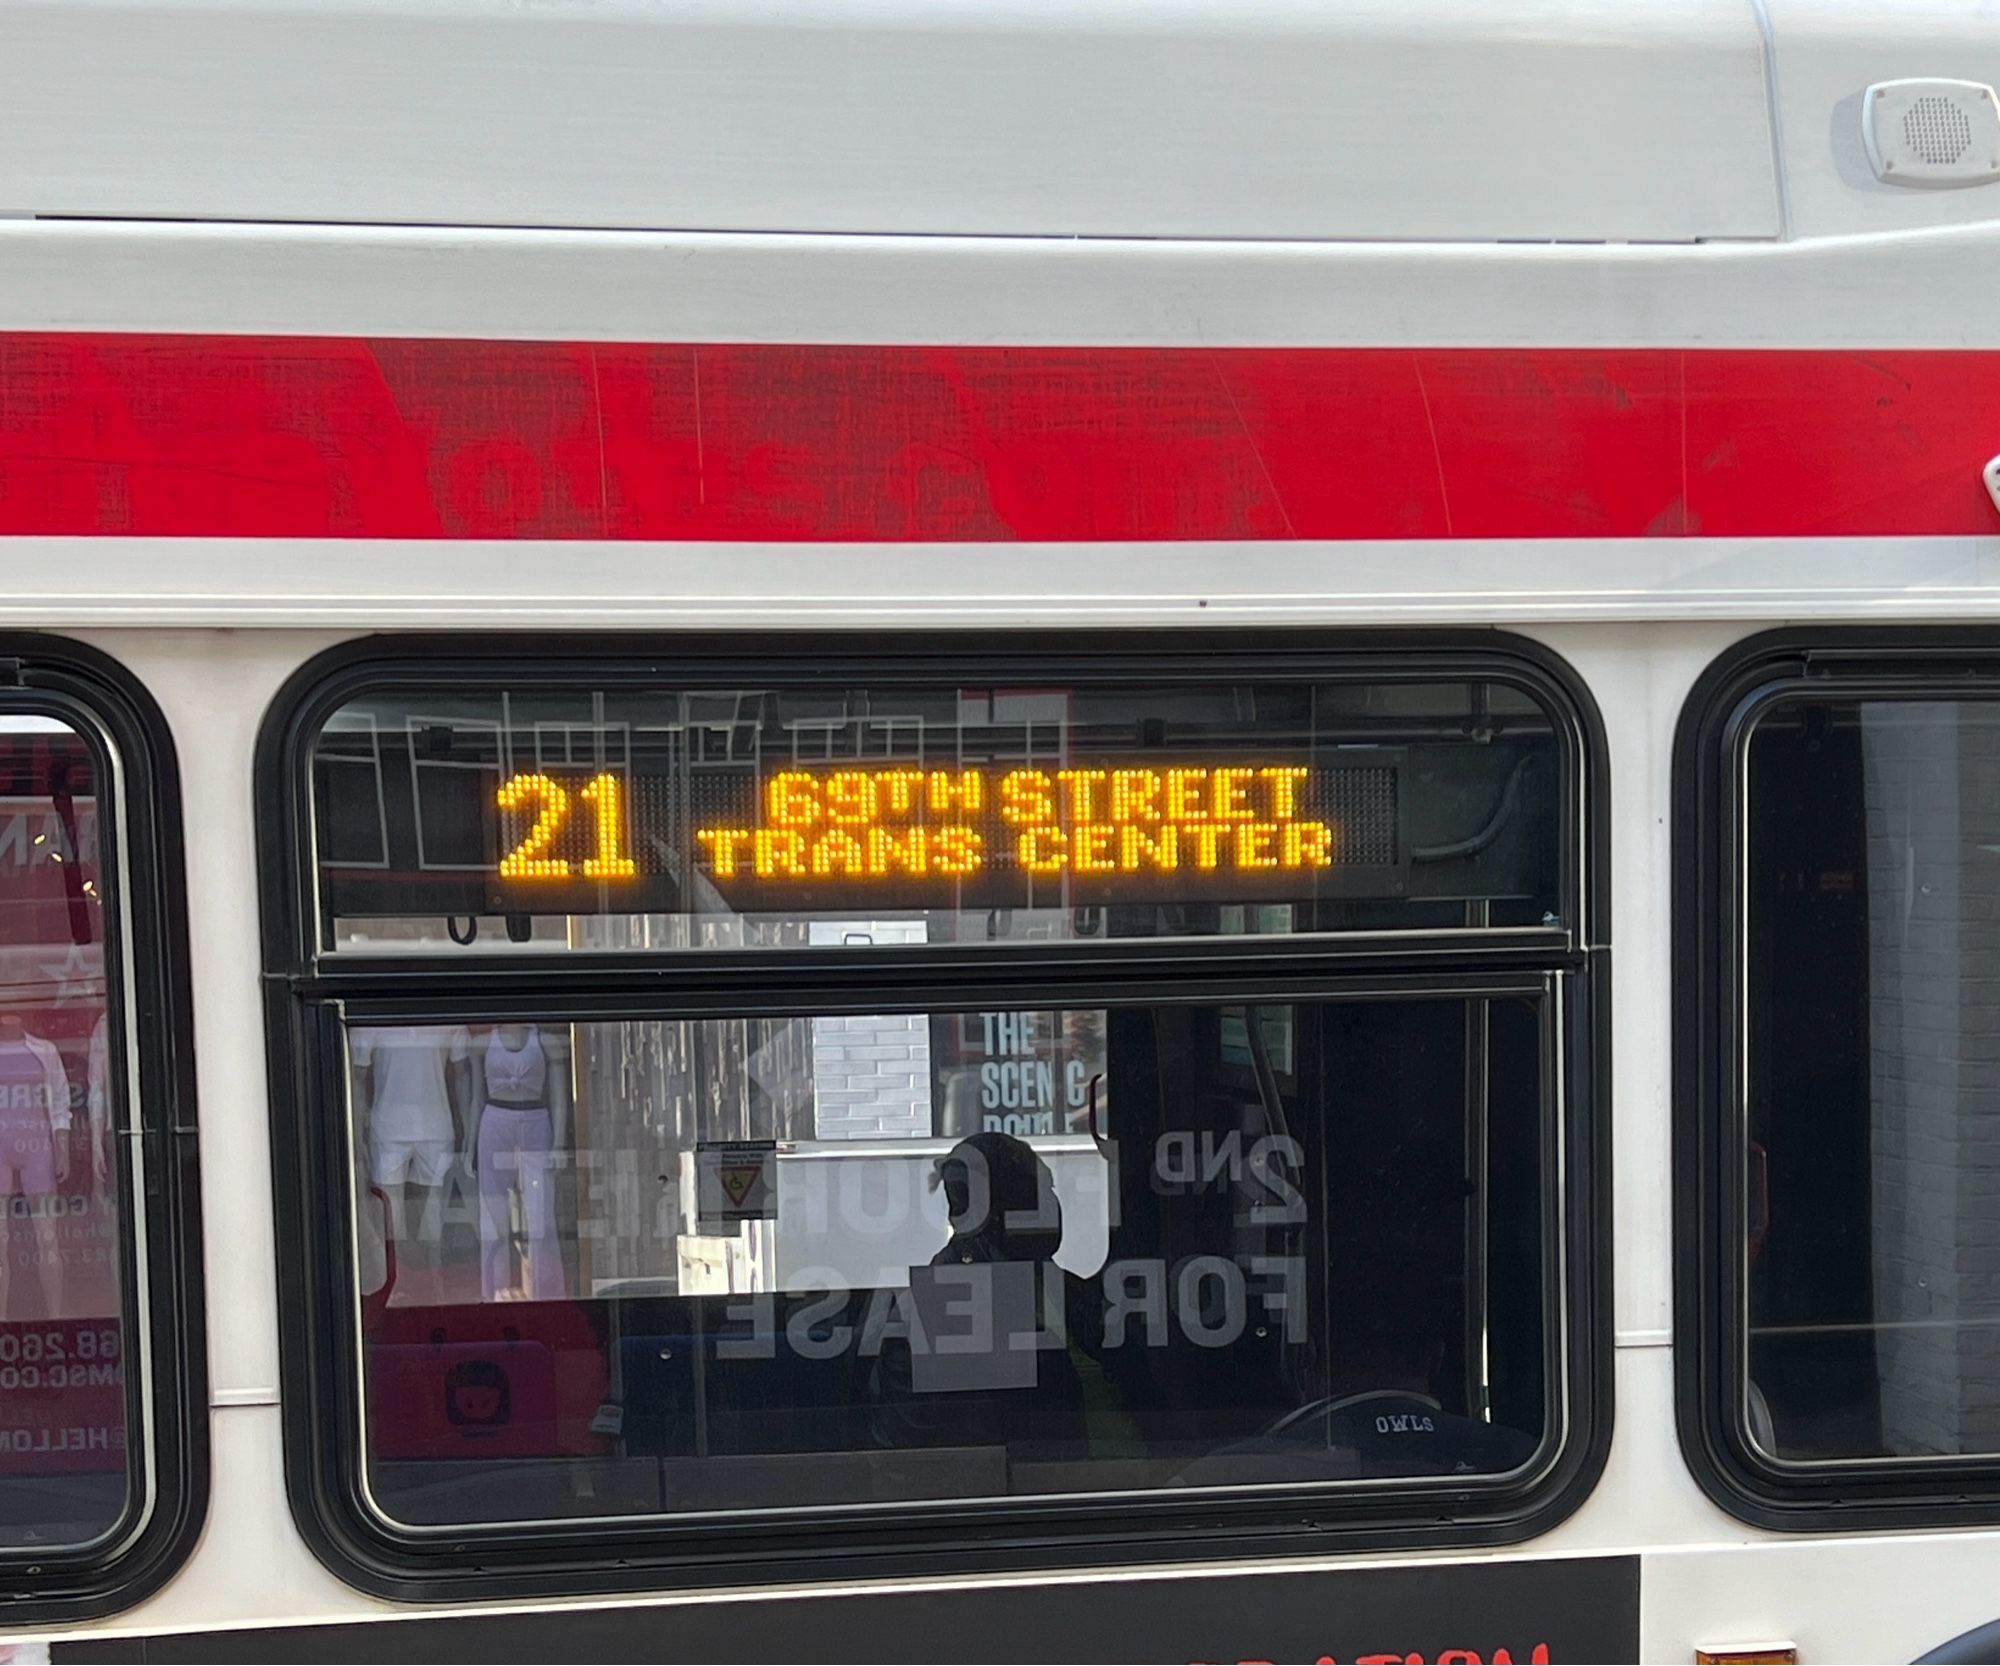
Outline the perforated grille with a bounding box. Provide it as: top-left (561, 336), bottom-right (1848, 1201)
top-left (1903, 95), bottom-right (1974, 164)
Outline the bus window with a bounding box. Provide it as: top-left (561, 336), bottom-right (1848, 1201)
top-left (0, 716), bottom-right (128, 1551)
top-left (342, 993), bottom-right (1552, 1528)
top-left (0, 655), bottom-right (204, 1623)
top-left (1682, 639), bottom-right (2000, 1527)
top-left (263, 637), bottom-right (1602, 1595)
top-left (1747, 697), bottom-right (2000, 1462)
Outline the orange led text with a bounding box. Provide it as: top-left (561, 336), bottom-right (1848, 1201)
top-left (695, 764), bottom-right (1337, 884)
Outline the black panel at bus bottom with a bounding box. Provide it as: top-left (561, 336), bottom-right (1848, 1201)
top-left (56, 1554), bottom-right (1638, 1664)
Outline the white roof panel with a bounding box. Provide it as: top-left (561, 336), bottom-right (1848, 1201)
top-left (0, 0), bottom-right (1780, 242)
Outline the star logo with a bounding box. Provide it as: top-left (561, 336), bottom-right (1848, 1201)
top-left (36, 943), bottom-right (103, 1004)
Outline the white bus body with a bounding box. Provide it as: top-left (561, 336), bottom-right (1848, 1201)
top-left (3, 2), bottom-right (2000, 1662)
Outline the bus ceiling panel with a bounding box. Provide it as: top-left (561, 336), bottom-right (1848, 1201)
top-left (0, 0), bottom-right (1779, 243)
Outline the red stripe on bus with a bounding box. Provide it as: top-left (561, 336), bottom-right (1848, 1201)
top-left (0, 336), bottom-right (1992, 540)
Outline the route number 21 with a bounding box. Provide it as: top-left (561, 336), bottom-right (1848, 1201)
top-left (496, 772), bottom-right (639, 881)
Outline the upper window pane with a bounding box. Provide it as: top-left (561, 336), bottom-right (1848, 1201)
top-left (0, 715), bottom-right (131, 1552)
top-left (1746, 695), bottom-right (2000, 1465)
top-left (309, 676), bottom-right (1564, 952)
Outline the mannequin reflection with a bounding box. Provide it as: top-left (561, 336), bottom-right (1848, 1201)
top-left (350, 1025), bottom-right (471, 1293)
top-left (466, 1024), bottom-right (570, 1302)
top-left (0, 1010), bottom-right (72, 1320)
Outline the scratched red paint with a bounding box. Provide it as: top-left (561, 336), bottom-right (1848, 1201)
top-left (0, 336), bottom-right (1991, 539)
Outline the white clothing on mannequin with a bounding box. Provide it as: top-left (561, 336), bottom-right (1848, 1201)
top-left (352, 1024), bottom-right (470, 1187)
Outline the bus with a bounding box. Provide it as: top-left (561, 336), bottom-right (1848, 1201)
top-left (2, 0), bottom-right (2000, 1660)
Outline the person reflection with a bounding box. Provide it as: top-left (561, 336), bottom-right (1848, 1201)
top-left (865, 1132), bottom-right (1086, 1460)
top-left (933, 1132), bottom-right (1064, 1267)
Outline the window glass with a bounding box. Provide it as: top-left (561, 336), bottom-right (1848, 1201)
top-left (347, 993), bottom-right (1553, 1527)
top-left (0, 716), bottom-right (130, 1551)
top-left (311, 678), bottom-right (1563, 952)
top-left (1745, 696), bottom-right (2000, 1464)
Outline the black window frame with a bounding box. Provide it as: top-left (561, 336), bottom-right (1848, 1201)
top-left (1676, 626), bottom-right (2000, 1530)
top-left (258, 628), bottom-right (1610, 1604)
top-left (0, 636), bottom-right (207, 1624)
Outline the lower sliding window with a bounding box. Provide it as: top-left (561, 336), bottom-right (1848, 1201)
top-left (344, 990), bottom-right (1552, 1527)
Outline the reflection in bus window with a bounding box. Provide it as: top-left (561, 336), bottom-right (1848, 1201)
top-left (1746, 697), bottom-right (2000, 1463)
top-left (347, 994), bottom-right (1553, 1528)
top-left (0, 717), bottom-right (129, 1553)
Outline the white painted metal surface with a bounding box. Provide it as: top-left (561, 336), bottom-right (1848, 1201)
top-left (11, 537), bottom-right (2000, 628)
top-left (21, 0), bottom-right (2000, 248)
top-left (1768, 0), bottom-right (2000, 237)
top-left (16, 218), bottom-right (2000, 351)
top-left (0, 0), bottom-right (1778, 242)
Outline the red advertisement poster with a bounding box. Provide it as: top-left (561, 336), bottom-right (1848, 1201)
top-left (0, 1316), bottom-right (126, 1476)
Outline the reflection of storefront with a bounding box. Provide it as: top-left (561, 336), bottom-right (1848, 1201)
top-left (0, 789), bottom-right (120, 1331)
top-left (0, 738), bottom-right (131, 1540)
top-left (935, 1008), bottom-right (1105, 1140)
top-left (563, 1007), bottom-right (1112, 1300)
top-left (553, 904), bottom-right (1116, 1302)
top-left (0, 1319), bottom-right (126, 1468)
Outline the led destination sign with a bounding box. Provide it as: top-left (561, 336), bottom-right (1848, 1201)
top-left (313, 740), bottom-right (1418, 931)
top-left (475, 759), bottom-right (1376, 917)
top-left (690, 765), bottom-right (1339, 884)
top-left (308, 675), bottom-right (1565, 939)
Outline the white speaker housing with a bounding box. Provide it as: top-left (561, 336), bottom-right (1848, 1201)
top-left (1864, 78), bottom-right (2000, 188)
